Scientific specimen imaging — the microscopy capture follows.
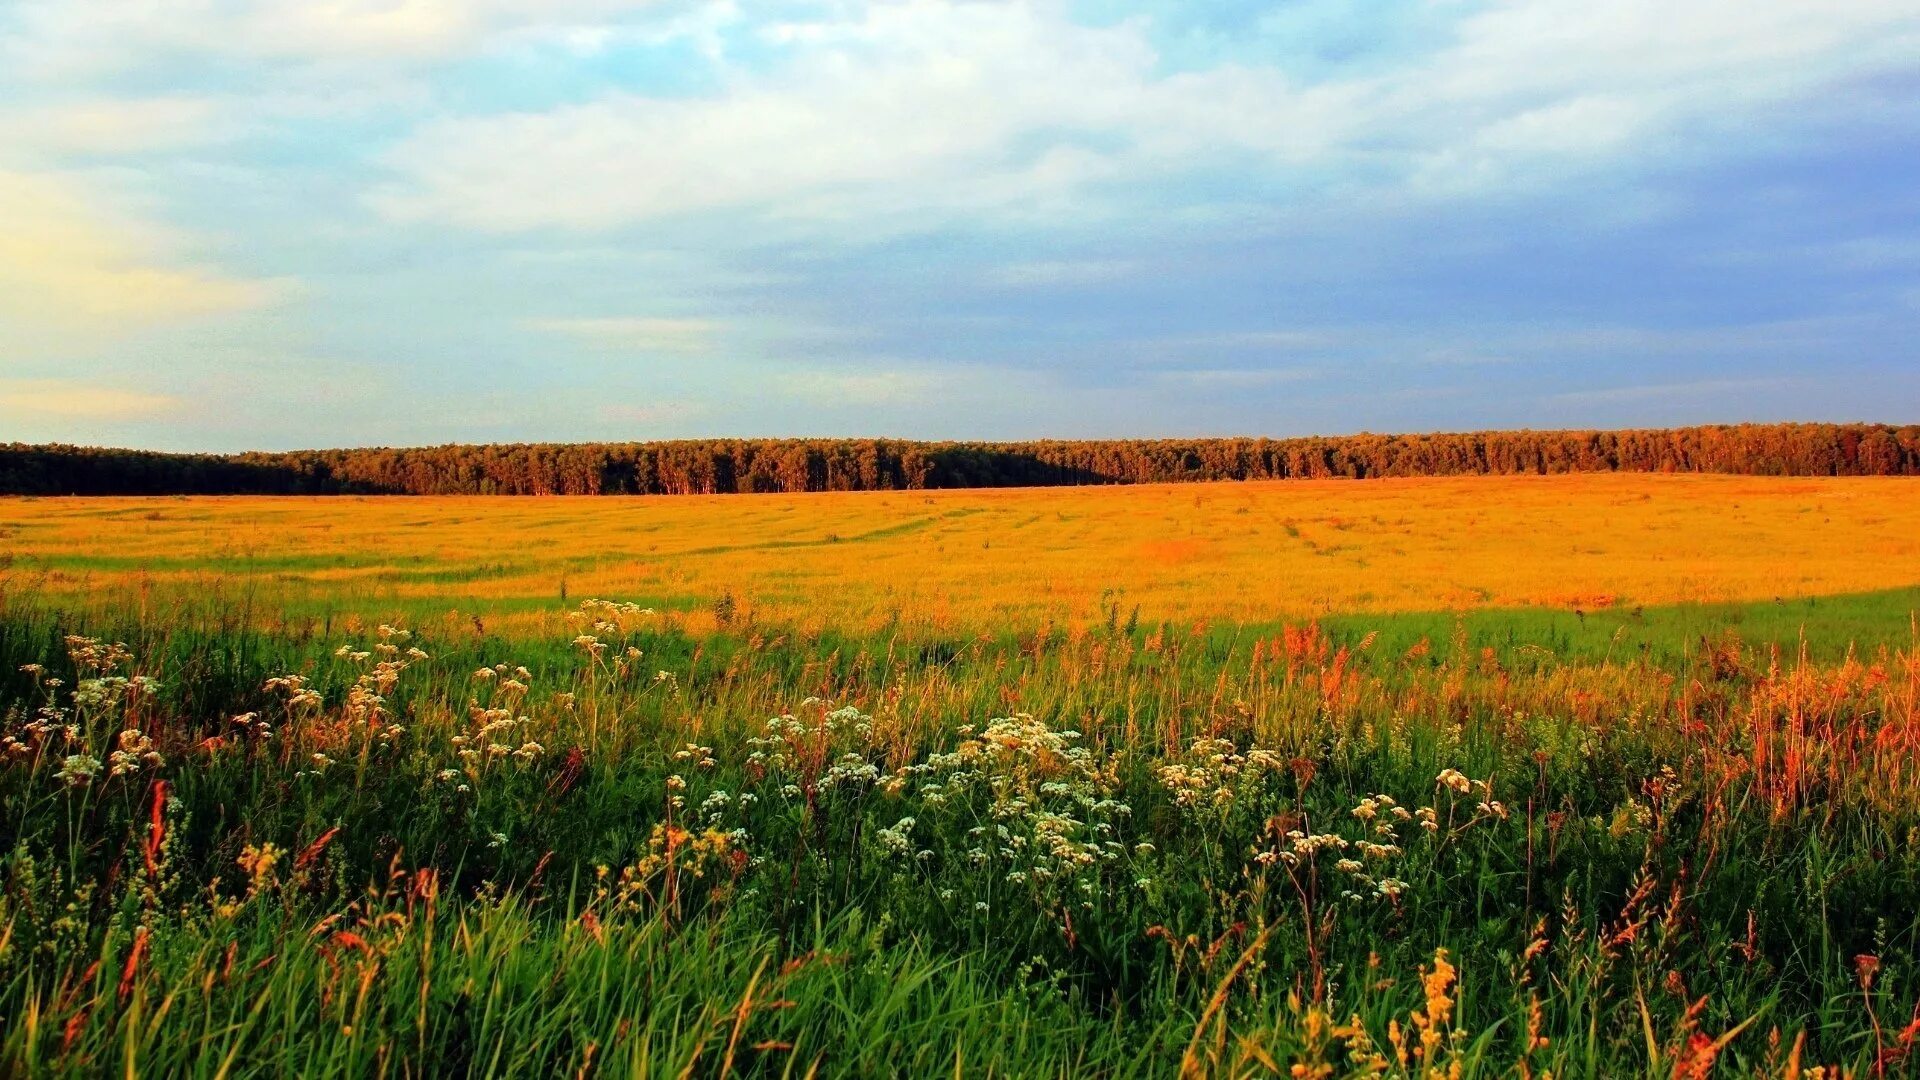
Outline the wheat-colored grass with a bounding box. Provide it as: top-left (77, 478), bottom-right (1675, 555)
top-left (4, 473), bottom-right (1918, 632)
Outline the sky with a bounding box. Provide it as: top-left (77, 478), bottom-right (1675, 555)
top-left (1, 0), bottom-right (1918, 451)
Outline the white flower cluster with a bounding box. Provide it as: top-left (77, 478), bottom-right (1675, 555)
top-left (894, 715), bottom-right (1131, 896)
top-left (1156, 736), bottom-right (1289, 815)
top-left (567, 598), bottom-right (658, 636)
top-left (108, 728), bottom-right (164, 777)
top-left (8, 641), bottom-right (167, 788)
top-left (1435, 769), bottom-right (1508, 822)
top-left (746, 700), bottom-right (877, 784)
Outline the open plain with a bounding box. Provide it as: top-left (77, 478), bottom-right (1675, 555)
top-left (4, 474), bottom-right (1920, 1075)
top-left (7, 473), bottom-right (1920, 637)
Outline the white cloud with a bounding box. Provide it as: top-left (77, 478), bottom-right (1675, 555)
top-left (372, 2), bottom-right (1283, 230)
top-left (1498, 318), bottom-right (1871, 355)
top-left (0, 97), bottom-right (221, 157)
top-left (0, 379), bottom-right (182, 419)
top-left (371, 0), bottom-right (1920, 234)
top-left (0, 0), bottom-right (674, 77)
top-left (1394, 0), bottom-right (1920, 191)
top-left (1154, 367), bottom-right (1318, 389)
top-left (598, 399), bottom-right (704, 424)
top-left (0, 169), bottom-right (284, 334)
top-left (529, 316), bottom-right (719, 353)
top-left (1548, 376), bottom-right (1797, 406)
top-left (990, 259), bottom-right (1142, 287)
top-left (776, 368), bottom-right (951, 407)
top-left (1149, 331), bottom-right (1343, 351)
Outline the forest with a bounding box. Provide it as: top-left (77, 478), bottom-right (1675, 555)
top-left (4, 422), bottom-right (1918, 495)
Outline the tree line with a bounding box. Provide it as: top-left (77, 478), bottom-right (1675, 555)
top-left (3, 423), bottom-right (1917, 496)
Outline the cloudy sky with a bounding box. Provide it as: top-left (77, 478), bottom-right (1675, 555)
top-left (2, 0), bottom-right (1918, 450)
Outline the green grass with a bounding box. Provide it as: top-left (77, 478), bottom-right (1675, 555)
top-left (1321, 585), bottom-right (1920, 665)
top-left (2, 597), bottom-right (1917, 1076)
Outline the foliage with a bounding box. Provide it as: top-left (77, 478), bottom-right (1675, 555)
top-left (5, 422), bottom-right (1919, 495)
top-left (3, 598), bottom-right (1918, 1076)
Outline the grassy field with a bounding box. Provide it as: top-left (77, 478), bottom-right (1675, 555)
top-left (5, 474), bottom-right (1919, 634)
top-left (3, 476), bottom-right (1919, 1076)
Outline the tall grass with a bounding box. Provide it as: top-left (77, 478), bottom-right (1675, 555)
top-left (2, 599), bottom-right (1917, 1076)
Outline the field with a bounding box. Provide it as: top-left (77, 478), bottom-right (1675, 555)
top-left (3, 475), bottom-right (1920, 1076)
top-left (7, 474), bottom-right (1920, 637)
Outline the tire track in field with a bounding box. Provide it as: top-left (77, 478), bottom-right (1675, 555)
top-left (672, 508), bottom-right (983, 558)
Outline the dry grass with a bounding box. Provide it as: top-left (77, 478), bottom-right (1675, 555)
top-left (4, 473), bottom-right (1919, 632)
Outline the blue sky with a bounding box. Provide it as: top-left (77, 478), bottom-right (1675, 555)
top-left (1, 0), bottom-right (1917, 451)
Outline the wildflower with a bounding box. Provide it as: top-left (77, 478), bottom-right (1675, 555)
top-left (673, 743), bottom-right (715, 764)
top-left (1290, 831), bottom-right (1349, 855)
top-left (73, 678), bottom-right (128, 710)
top-left (874, 817), bottom-right (916, 857)
top-left (57, 754), bottom-right (102, 786)
top-left (109, 729), bottom-right (162, 776)
top-left (1436, 768), bottom-right (1472, 795)
top-left (237, 842), bottom-right (282, 887)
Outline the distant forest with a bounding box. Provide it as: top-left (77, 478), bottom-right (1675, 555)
top-left (4, 423), bottom-right (1917, 495)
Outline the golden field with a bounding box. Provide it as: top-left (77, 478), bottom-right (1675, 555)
top-left (6, 472), bottom-right (1920, 1075)
top-left (4, 473), bottom-right (1918, 632)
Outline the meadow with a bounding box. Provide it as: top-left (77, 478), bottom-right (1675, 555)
top-left (2, 475), bottom-right (1919, 1076)
top-left (6, 474), bottom-right (1920, 638)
